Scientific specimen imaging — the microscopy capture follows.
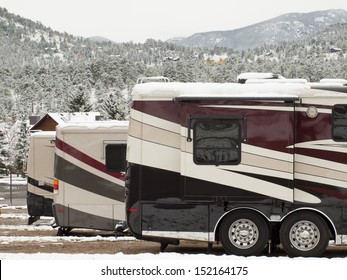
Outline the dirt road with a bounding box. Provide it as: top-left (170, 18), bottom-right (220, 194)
top-left (2, 206), bottom-right (347, 257)
top-left (0, 183), bottom-right (223, 255)
top-left (0, 207), bottom-right (225, 255)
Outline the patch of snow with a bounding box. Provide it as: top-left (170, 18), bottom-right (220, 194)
top-left (315, 16), bottom-right (325, 22)
top-left (1, 252), bottom-right (347, 280)
top-left (0, 235), bottom-right (135, 243)
top-left (0, 213), bottom-right (29, 219)
top-left (0, 176), bottom-right (27, 185)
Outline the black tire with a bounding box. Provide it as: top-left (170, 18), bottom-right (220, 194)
top-left (219, 210), bottom-right (269, 256)
top-left (279, 211), bottom-right (330, 257)
top-left (57, 227), bottom-right (73, 236)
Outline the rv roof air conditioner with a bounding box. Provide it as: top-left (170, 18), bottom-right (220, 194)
top-left (237, 72), bottom-right (285, 84)
top-left (245, 78), bottom-right (308, 84)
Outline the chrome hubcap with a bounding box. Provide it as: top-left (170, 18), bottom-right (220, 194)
top-left (289, 220), bottom-right (320, 251)
top-left (228, 218), bottom-right (259, 249)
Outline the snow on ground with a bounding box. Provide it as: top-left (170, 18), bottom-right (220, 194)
top-left (1, 207), bottom-right (347, 280)
top-left (2, 253), bottom-right (347, 280)
top-left (0, 176), bottom-right (27, 185)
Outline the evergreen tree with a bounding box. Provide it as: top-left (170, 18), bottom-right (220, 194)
top-left (13, 120), bottom-right (30, 176)
top-left (100, 90), bottom-right (129, 120)
top-left (66, 86), bottom-right (93, 112)
top-left (0, 121), bottom-right (15, 173)
top-left (0, 127), bottom-right (6, 169)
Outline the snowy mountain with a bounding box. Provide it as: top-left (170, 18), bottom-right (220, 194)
top-left (168, 9), bottom-right (347, 50)
top-left (1, 5), bottom-right (347, 176)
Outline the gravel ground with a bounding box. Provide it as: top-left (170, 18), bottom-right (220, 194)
top-left (0, 207), bottom-right (227, 255)
top-left (2, 183), bottom-right (347, 257)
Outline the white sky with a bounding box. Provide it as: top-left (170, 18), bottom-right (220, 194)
top-left (1, 0), bottom-right (347, 43)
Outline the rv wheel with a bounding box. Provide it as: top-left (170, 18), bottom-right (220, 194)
top-left (279, 211), bottom-right (329, 257)
top-left (219, 210), bottom-right (269, 256)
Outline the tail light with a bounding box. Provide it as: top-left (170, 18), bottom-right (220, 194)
top-left (53, 179), bottom-right (59, 193)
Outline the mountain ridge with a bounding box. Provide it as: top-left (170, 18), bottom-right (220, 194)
top-left (168, 9), bottom-right (347, 50)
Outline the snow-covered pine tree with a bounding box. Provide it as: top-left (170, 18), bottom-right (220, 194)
top-left (100, 90), bottom-right (129, 120)
top-left (13, 119), bottom-right (30, 177)
top-left (66, 86), bottom-right (93, 112)
top-left (0, 126), bottom-right (6, 170)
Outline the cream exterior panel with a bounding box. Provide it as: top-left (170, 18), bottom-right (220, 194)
top-left (141, 140), bottom-right (180, 173)
top-left (27, 132), bottom-right (55, 196)
top-left (295, 162), bottom-right (347, 183)
top-left (131, 109), bottom-right (180, 133)
top-left (241, 152), bottom-right (293, 173)
top-left (129, 125), bottom-right (181, 174)
top-left (296, 154), bottom-right (347, 173)
top-left (128, 117), bottom-right (142, 139)
top-left (293, 188), bottom-right (321, 204)
top-left (142, 122), bottom-right (180, 149)
top-left (242, 144), bottom-right (293, 162)
top-left (68, 203), bottom-right (125, 221)
top-left (127, 135), bottom-right (142, 165)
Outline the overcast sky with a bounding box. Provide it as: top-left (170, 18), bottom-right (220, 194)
top-left (1, 0), bottom-right (347, 43)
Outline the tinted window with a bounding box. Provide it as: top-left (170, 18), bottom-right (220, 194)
top-left (333, 105), bottom-right (347, 141)
top-left (105, 144), bottom-right (126, 171)
top-left (193, 121), bottom-right (241, 165)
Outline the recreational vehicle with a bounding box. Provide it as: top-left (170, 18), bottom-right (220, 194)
top-left (125, 80), bottom-right (347, 257)
top-left (52, 121), bottom-right (128, 235)
top-left (27, 131), bottom-right (56, 224)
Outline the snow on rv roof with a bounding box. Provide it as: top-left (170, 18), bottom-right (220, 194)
top-left (31, 131), bottom-right (56, 137)
top-left (237, 72), bottom-right (285, 80)
top-left (57, 120), bottom-right (129, 132)
top-left (48, 112), bottom-right (101, 124)
top-left (131, 82), bottom-right (310, 100)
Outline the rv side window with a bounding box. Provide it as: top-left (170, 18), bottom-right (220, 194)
top-left (332, 105), bottom-right (347, 141)
top-left (105, 144), bottom-right (126, 172)
top-left (193, 121), bottom-right (241, 165)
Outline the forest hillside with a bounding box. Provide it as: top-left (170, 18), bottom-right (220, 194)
top-left (0, 7), bottom-right (347, 175)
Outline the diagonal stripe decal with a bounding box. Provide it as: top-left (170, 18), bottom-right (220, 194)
top-left (54, 155), bottom-right (125, 201)
top-left (55, 137), bottom-right (124, 180)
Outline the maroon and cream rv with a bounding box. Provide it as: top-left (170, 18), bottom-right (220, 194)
top-left (52, 121), bottom-right (128, 235)
top-left (125, 79), bottom-right (347, 257)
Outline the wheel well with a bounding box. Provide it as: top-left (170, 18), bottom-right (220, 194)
top-left (280, 209), bottom-right (336, 241)
top-left (214, 208), bottom-right (270, 242)
top-left (214, 208), bottom-right (336, 243)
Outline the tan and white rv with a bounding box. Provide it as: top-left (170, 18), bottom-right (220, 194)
top-left (52, 121), bottom-right (128, 235)
top-left (26, 131), bottom-right (56, 224)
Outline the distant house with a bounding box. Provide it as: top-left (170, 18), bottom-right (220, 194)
top-left (30, 112), bottom-right (101, 132)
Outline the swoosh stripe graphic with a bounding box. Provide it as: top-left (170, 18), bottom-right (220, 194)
top-left (55, 137), bottom-right (124, 180)
top-left (296, 179), bottom-right (347, 201)
top-left (54, 155), bottom-right (125, 202)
